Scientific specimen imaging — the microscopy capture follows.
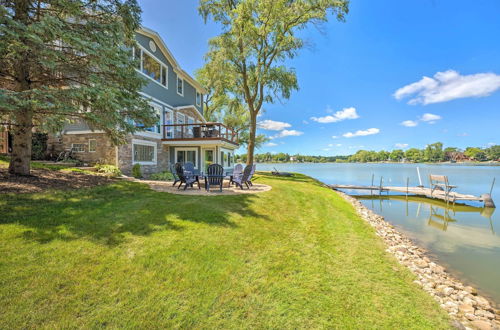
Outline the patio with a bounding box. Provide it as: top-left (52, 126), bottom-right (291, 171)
top-left (134, 179), bottom-right (272, 195)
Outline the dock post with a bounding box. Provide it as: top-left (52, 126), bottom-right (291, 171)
top-left (379, 177), bottom-right (383, 196)
top-left (481, 194), bottom-right (496, 208)
top-left (406, 177), bottom-right (409, 199)
top-left (371, 174), bottom-right (374, 196)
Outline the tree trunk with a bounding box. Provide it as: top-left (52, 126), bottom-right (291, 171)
top-left (8, 110), bottom-right (33, 176)
top-left (8, 0), bottom-right (32, 176)
top-left (246, 111), bottom-right (257, 165)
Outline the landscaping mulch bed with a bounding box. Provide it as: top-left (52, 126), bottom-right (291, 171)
top-left (0, 167), bottom-right (114, 194)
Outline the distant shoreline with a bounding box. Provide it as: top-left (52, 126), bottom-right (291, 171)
top-left (251, 161), bottom-right (500, 166)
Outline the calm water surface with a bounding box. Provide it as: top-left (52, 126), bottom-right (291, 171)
top-left (257, 163), bottom-right (500, 304)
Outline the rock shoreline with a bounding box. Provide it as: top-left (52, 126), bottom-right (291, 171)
top-left (333, 189), bottom-right (500, 330)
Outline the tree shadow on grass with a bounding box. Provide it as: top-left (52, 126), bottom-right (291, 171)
top-left (1, 181), bottom-right (267, 246)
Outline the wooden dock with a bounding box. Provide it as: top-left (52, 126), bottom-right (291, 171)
top-left (328, 184), bottom-right (495, 208)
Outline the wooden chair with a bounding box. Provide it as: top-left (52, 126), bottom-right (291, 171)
top-left (232, 165), bottom-right (252, 190)
top-left (230, 164), bottom-right (243, 185)
top-left (170, 163), bottom-right (181, 186)
top-left (429, 174), bottom-right (457, 202)
top-left (205, 164), bottom-right (224, 192)
top-left (247, 164), bottom-right (256, 186)
top-left (175, 162), bottom-right (200, 190)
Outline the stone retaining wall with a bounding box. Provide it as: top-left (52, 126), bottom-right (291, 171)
top-left (332, 188), bottom-right (500, 330)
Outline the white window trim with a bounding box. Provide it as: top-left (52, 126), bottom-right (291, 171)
top-left (132, 139), bottom-right (157, 165)
top-left (196, 91), bottom-right (201, 106)
top-left (134, 45), bottom-right (169, 89)
top-left (175, 147), bottom-right (198, 169)
top-left (187, 116), bottom-right (195, 124)
top-left (164, 108), bottom-right (174, 138)
top-left (88, 139), bottom-right (96, 153)
top-left (177, 75), bottom-right (184, 96)
top-left (72, 143), bottom-right (86, 153)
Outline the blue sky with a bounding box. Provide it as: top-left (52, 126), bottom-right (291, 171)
top-left (138, 0), bottom-right (500, 155)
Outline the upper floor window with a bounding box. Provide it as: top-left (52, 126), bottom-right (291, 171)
top-left (133, 46), bottom-right (168, 88)
top-left (196, 92), bottom-right (202, 106)
top-left (177, 75), bottom-right (184, 96)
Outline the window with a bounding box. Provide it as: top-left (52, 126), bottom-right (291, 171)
top-left (164, 109), bottom-right (174, 138)
top-left (177, 75), bottom-right (184, 96)
top-left (133, 143), bottom-right (156, 163)
top-left (161, 65), bottom-right (168, 87)
top-left (88, 139), bottom-right (96, 152)
top-left (176, 113), bottom-right (185, 134)
top-left (228, 153), bottom-right (232, 167)
top-left (136, 104), bottom-right (161, 134)
top-left (134, 46), bottom-right (168, 87)
top-left (72, 143), bottom-right (86, 152)
top-left (196, 92), bottom-right (201, 106)
top-left (142, 52), bottom-right (161, 82)
top-left (176, 148), bottom-right (197, 168)
top-left (220, 151), bottom-right (225, 167)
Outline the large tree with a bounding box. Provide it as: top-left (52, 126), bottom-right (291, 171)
top-left (199, 0), bottom-right (349, 164)
top-left (195, 65), bottom-right (267, 149)
top-left (0, 0), bottom-right (155, 175)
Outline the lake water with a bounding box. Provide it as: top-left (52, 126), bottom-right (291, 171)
top-left (257, 163), bottom-right (500, 305)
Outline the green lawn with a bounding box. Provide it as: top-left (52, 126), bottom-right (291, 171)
top-left (0, 173), bottom-right (450, 328)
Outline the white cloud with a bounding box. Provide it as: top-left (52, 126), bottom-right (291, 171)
top-left (310, 107), bottom-right (360, 123)
top-left (332, 135), bottom-right (339, 139)
top-left (394, 70), bottom-right (500, 105)
top-left (257, 119), bottom-right (291, 131)
top-left (420, 113), bottom-right (442, 123)
top-left (270, 129), bottom-right (304, 139)
top-left (265, 142), bottom-right (278, 147)
top-left (395, 143), bottom-right (409, 149)
top-left (401, 120), bottom-right (418, 127)
top-left (343, 128), bottom-right (380, 138)
top-left (336, 143), bottom-right (342, 147)
top-left (302, 120), bottom-right (309, 125)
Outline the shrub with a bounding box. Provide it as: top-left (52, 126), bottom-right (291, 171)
top-left (132, 163), bottom-right (142, 178)
top-left (94, 164), bottom-right (122, 177)
top-left (149, 171), bottom-right (174, 181)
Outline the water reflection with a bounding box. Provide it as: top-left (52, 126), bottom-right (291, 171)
top-left (355, 195), bottom-right (500, 304)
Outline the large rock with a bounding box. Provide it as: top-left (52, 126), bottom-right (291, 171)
top-left (475, 296), bottom-right (491, 310)
top-left (459, 304), bottom-right (475, 315)
top-left (470, 320), bottom-right (493, 330)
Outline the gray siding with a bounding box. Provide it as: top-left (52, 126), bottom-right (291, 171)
top-left (136, 33), bottom-right (203, 116)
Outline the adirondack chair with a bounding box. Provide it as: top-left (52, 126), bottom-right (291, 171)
top-left (175, 162), bottom-right (199, 190)
top-left (205, 163), bottom-right (224, 192)
top-left (246, 164), bottom-right (256, 186)
top-left (230, 164), bottom-right (243, 185)
top-left (232, 165), bottom-right (252, 190)
top-left (183, 161), bottom-right (200, 187)
top-left (170, 163), bottom-right (181, 186)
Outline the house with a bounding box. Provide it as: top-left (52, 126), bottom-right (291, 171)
top-left (49, 27), bottom-right (239, 175)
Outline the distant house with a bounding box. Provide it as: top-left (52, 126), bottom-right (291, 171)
top-left (289, 156), bottom-right (297, 162)
top-left (49, 27), bottom-right (238, 175)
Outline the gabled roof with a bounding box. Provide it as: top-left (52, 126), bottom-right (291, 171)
top-left (138, 26), bottom-right (207, 94)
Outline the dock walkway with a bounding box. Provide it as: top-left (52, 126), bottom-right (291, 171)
top-left (329, 184), bottom-right (494, 207)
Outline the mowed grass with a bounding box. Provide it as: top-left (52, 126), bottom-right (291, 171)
top-left (0, 173), bottom-right (451, 328)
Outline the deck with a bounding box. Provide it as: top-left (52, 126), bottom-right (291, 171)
top-left (162, 123), bottom-right (238, 146)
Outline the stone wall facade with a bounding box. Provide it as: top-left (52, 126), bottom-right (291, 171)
top-left (48, 132), bottom-right (170, 176)
top-left (117, 135), bottom-right (169, 176)
top-left (49, 133), bottom-right (116, 165)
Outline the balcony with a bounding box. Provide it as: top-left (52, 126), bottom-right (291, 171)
top-left (162, 123), bottom-right (239, 145)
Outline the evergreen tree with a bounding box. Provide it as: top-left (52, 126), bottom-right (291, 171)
top-left (0, 0), bottom-right (155, 175)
